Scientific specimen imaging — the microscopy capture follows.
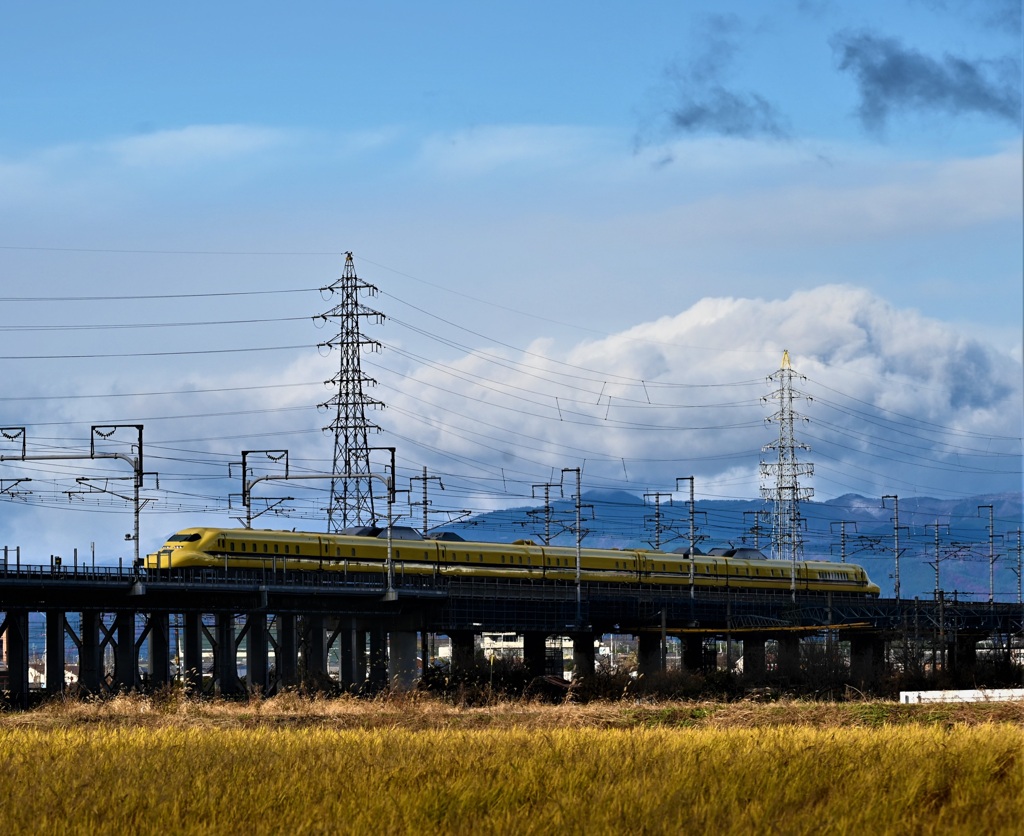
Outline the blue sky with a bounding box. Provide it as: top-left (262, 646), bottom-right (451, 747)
top-left (0, 1), bottom-right (1021, 565)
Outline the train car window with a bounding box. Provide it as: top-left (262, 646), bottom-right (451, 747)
top-left (295, 546), bottom-right (300, 555)
top-left (263, 543), bottom-right (268, 553)
top-left (274, 544), bottom-right (279, 554)
top-left (479, 554), bottom-right (484, 563)
top-left (284, 545), bottom-right (290, 555)
top-left (501, 556), bottom-right (505, 564)
top-left (240, 543), bottom-right (246, 552)
top-left (230, 542), bottom-right (235, 551)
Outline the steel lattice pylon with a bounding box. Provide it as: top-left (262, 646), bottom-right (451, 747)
top-left (319, 252), bottom-right (385, 532)
top-left (760, 350), bottom-right (814, 564)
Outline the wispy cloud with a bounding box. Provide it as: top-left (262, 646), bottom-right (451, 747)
top-left (640, 14), bottom-right (791, 148)
top-left (667, 89), bottom-right (790, 140)
top-left (910, 0), bottom-right (1023, 34)
top-left (109, 124), bottom-right (292, 168)
top-left (417, 125), bottom-right (606, 175)
top-left (830, 30), bottom-right (1022, 132)
top-left (0, 124), bottom-right (401, 211)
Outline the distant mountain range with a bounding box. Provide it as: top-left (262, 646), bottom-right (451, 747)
top-left (437, 490), bottom-right (1024, 601)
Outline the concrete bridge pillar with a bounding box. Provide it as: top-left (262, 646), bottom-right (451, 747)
top-left (301, 614), bottom-right (327, 681)
top-left (246, 613), bottom-right (269, 695)
top-left (147, 613), bottom-right (171, 687)
top-left (448, 631), bottom-right (477, 671)
top-left (275, 614), bottom-right (297, 687)
top-left (182, 611), bottom-right (204, 693)
top-left (79, 611), bottom-right (103, 693)
top-left (849, 634), bottom-right (885, 690)
top-left (368, 625), bottom-right (388, 690)
top-left (45, 610), bottom-right (66, 696)
top-left (571, 633), bottom-right (596, 682)
top-left (388, 631), bottom-right (419, 691)
top-left (743, 636), bottom-right (767, 682)
top-left (215, 612), bottom-right (240, 696)
top-left (522, 632), bottom-right (547, 678)
top-left (637, 632), bottom-right (663, 678)
top-left (340, 625), bottom-right (366, 690)
top-left (113, 611), bottom-right (139, 691)
top-left (4, 609), bottom-right (29, 708)
top-left (682, 636), bottom-right (705, 672)
top-left (777, 635), bottom-right (801, 680)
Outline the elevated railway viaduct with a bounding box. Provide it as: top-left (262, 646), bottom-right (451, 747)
top-left (0, 561), bottom-right (1020, 706)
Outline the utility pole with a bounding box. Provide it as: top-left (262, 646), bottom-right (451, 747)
top-left (760, 350), bottom-right (814, 566)
top-left (318, 253), bottom-right (385, 532)
top-left (675, 477), bottom-right (707, 599)
top-left (644, 491), bottom-right (674, 550)
top-left (926, 520), bottom-right (950, 602)
top-left (978, 505), bottom-right (1001, 604)
top-left (1010, 528), bottom-right (1023, 606)
top-left (744, 509), bottom-right (770, 550)
top-left (829, 520), bottom-right (858, 563)
top-left (530, 482), bottom-right (561, 545)
top-left (561, 468), bottom-right (583, 627)
top-left (881, 495), bottom-right (905, 601)
top-left (410, 466), bottom-right (443, 533)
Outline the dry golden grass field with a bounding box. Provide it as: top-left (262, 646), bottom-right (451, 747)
top-left (1, 693), bottom-right (1022, 835)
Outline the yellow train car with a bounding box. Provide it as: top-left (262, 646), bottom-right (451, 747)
top-left (145, 526), bottom-right (881, 597)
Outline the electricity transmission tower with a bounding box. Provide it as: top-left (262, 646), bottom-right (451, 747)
top-left (760, 350), bottom-right (814, 564)
top-left (318, 252), bottom-right (385, 532)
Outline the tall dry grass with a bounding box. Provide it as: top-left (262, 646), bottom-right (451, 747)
top-left (0, 695), bottom-right (1022, 834)
top-left (8, 689), bottom-right (1024, 732)
top-left (0, 724), bottom-right (1021, 834)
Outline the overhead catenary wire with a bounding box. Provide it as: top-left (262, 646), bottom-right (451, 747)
top-left (0, 248), bottom-right (1017, 536)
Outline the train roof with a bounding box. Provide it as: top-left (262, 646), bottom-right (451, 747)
top-left (339, 525), bottom-right (425, 540)
top-left (703, 547), bottom-right (769, 560)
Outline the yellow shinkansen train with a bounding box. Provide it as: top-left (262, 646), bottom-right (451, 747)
top-left (145, 526), bottom-right (881, 597)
